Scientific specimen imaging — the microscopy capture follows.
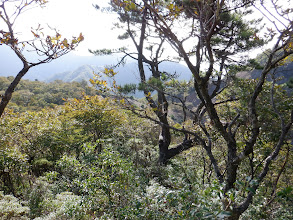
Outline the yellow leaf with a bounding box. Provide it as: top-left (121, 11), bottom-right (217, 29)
top-left (89, 79), bottom-right (95, 84)
top-left (78, 33), bottom-right (84, 42)
top-left (62, 38), bottom-right (69, 48)
top-left (56, 33), bottom-right (61, 40)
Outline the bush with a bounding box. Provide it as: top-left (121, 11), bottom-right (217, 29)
top-left (27, 179), bottom-right (53, 219)
top-left (0, 191), bottom-right (30, 219)
top-left (32, 158), bottom-right (54, 177)
top-left (34, 192), bottom-right (88, 220)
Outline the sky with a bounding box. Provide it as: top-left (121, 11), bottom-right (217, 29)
top-left (0, 0), bottom-right (131, 78)
top-left (11, 0), bottom-right (121, 56)
top-left (1, 0), bottom-right (292, 81)
top-left (1, 0), bottom-right (291, 59)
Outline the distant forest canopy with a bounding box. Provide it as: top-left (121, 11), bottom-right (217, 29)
top-left (0, 77), bottom-right (98, 112)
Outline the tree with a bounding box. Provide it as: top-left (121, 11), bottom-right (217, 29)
top-left (0, 0), bottom-right (84, 117)
top-left (95, 0), bottom-right (293, 219)
top-left (93, 0), bottom-right (201, 166)
top-left (64, 95), bottom-right (125, 154)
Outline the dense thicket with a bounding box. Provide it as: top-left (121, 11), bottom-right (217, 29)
top-left (0, 0), bottom-right (292, 219)
top-left (0, 76), bottom-right (292, 220)
top-left (90, 0), bottom-right (293, 219)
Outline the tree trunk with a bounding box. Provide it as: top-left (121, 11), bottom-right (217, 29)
top-left (0, 170), bottom-right (15, 195)
top-left (158, 135), bottom-right (194, 165)
top-left (158, 138), bottom-right (169, 165)
top-left (158, 121), bottom-right (171, 165)
top-left (227, 212), bottom-right (241, 220)
top-left (0, 66), bottom-right (29, 117)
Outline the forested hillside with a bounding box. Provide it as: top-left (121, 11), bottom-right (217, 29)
top-left (0, 77), bottom-right (98, 112)
top-left (1, 0), bottom-right (293, 220)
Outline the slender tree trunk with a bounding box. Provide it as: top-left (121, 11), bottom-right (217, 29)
top-left (224, 142), bottom-right (239, 193)
top-left (0, 66), bottom-right (29, 117)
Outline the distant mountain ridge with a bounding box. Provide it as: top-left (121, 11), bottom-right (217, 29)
top-left (46, 65), bottom-right (99, 83)
top-left (0, 45), bottom-right (122, 81)
top-left (0, 45), bottom-right (192, 84)
top-left (45, 62), bottom-right (193, 85)
top-left (236, 62), bottom-right (293, 84)
top-left (1, 44), bottom-right (291, 87)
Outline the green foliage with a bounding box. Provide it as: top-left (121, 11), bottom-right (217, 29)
top-left (0, 73), bottom-right (292, 220)
top-left (0, 77), bottom-right (97, 112)
top-left (241, 185), bottom-right (293, 220)
top-left (89, 48), bottom-right (113, 55)
top-left (0, 191), bottom-right (30, 219)
top-left (118, 83), bottom-right (137, 94)
top-left (32, 159), bottom-right (54, 177)
top-left (0, 94), bottom-right (127, 195)
top-left (210, 10), bottom-right (265, 56)
top-left (33, 192), bottom-right (87, 220)
top-left (0, 108), bottom-right (66, 166)
top-left (28, 179), bottom-right (53, 219)
top-left (248, 59), bottom-right (264, 69)
top-left (0, 1), bottom-right (292, 220)
top-left (217, 77), bottom-right (293, 143)
top-left (26, 179), bottom-right (88, 220)
top-left (137, 76), bottom-right (166, 93)
top-left (0, 114), bottom-right (29, 194)
top-left (47, 144), bottom-right (140, 218)
top-left (277, 186), bottom-right (293, 201)
top-left (64, 95), bottom-right (125, 144)
top-left (255, 49), bottom-right (293, 67)
top-left (287, 77), bottom-right (293, 88)
top-left (0, 80), bottom-right (291, 219)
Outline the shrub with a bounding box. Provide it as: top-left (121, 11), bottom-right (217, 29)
top-left (0, 191), bottom-right (30, 219)
top-left (34, 192), bottom-right (88, 220)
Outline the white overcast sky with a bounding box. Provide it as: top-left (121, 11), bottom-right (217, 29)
top-left (3, 0), bottom-right (292, 58)
top-left (12, 0), bottom-right (120, 56)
